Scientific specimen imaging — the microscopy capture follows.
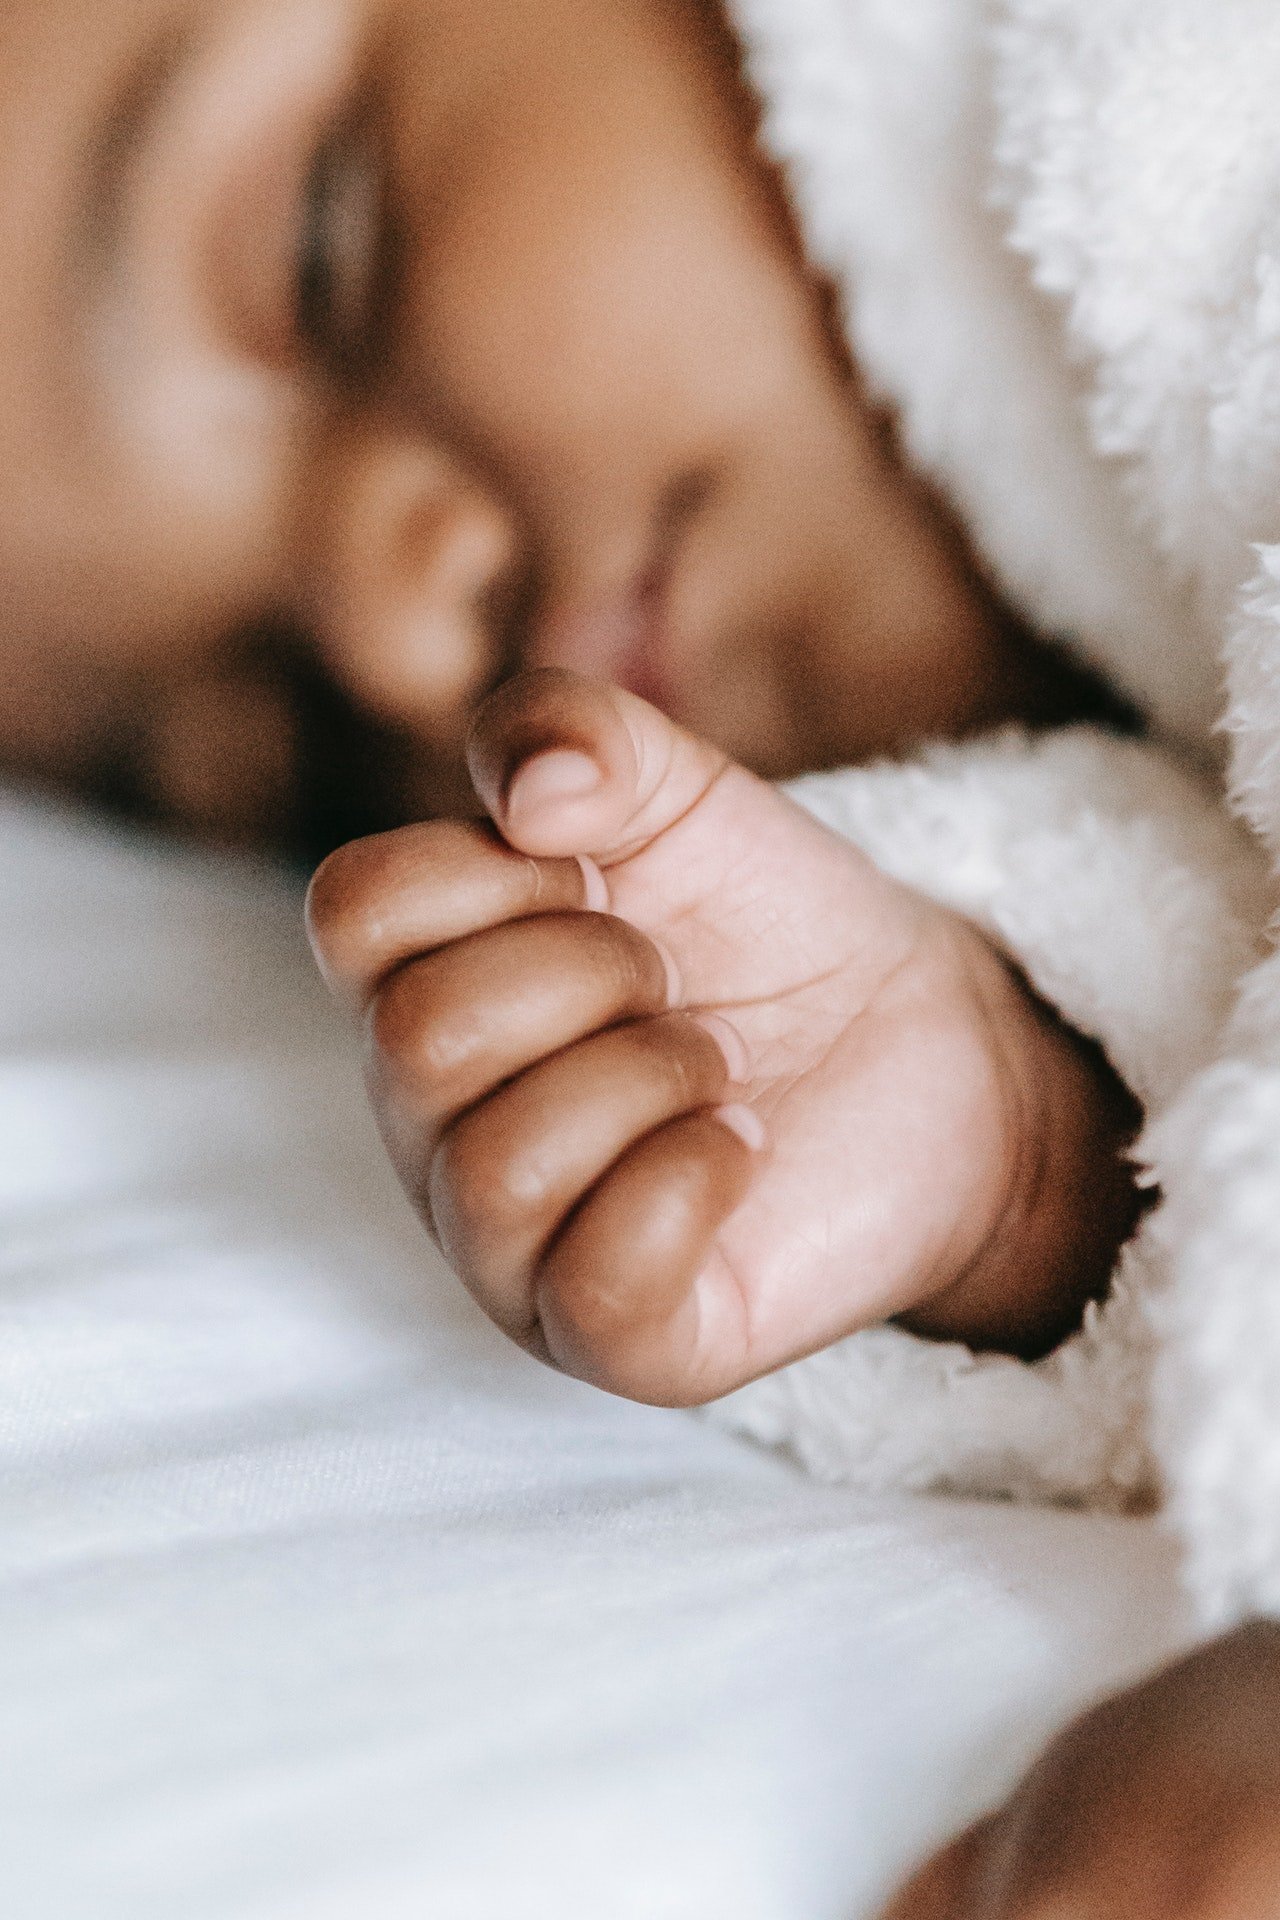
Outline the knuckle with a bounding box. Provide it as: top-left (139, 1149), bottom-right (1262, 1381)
top-left (540, 1260), bottom-right (636, 1357)
top-left (539, 1276), bottom-right (684, 1409)
top-left (429, 1126), bottom-right (490, 1241)
top-left (430, 1115), bottom-right (543, 1257)
top-left (368, 964), bottom-right (461, 1092)
top-left (493, 1141), bottom-right (561, 1218)
top-left (459, 1132), bottom-right (545, 1238)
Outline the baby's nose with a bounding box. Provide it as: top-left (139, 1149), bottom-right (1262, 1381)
top-left (306, 427), bottom-right (521, 742)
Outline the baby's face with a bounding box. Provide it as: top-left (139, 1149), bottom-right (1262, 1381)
top-left (0, 0), bottom-right (1007, 846)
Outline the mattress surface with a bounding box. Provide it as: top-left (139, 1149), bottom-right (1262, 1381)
top-left (0, 789), bottom-right (1191, 1919)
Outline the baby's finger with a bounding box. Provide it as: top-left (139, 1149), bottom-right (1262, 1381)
top-left (307, 817), bottom-right (606, 1008)
top-left (467, 668), bottom-right (729, 869)
top-left (369, 911), bottom-right (682, 1152)
top-left (535, 1109), bottom-right (761, 1406)
top-left (427, 1014), bottom-right (738, 1339)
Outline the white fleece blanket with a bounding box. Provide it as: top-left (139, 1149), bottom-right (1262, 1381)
top-left (0, 788), bottom-right (1195, 1920)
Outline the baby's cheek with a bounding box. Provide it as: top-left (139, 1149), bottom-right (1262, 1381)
top-left (140, 666), bottom-right (301, 847)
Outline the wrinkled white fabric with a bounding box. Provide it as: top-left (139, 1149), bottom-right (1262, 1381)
top-left (0, 790), bottom-right (1192, 1918)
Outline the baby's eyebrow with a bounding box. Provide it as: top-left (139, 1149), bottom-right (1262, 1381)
top-left (73, 23), bottom-right (197, 295)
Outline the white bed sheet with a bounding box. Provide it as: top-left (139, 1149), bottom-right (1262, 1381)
top-left (0, 788), bottom-right (1193, 1920)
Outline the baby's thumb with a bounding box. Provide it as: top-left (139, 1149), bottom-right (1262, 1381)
top-left (467, 669), bottom-right (729, 868)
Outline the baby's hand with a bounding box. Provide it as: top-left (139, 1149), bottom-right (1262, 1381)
top-left (881, 1625), bottom-right (1280, 1919)
top-left (307, 671), bottom-right (1141, 1405)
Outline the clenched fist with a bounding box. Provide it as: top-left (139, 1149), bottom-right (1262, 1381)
top-left (307, 670), bottom-right (1142, 1406)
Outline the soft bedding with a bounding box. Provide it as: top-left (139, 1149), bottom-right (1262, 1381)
top-left (0, 787), bottom-right (1193, 1920)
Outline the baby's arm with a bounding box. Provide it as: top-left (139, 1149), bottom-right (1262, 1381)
top-left (882, 1624), bottom-right (1280, 1920)
top-left (308, 671), bottom-right (1144, 1404)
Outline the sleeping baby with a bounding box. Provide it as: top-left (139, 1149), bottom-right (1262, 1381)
top-left (6, 0), bottom-right (1280, 1912)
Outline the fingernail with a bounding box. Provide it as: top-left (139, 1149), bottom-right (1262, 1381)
top-left (576, 855), bottom-right (610, 913)
top-left (715, 1104), bottom-right (767, 1152)
top-left (506, 749), bottom-right (601, 819)
top-left (694, 1012), bottom-right (750, 1083)
top-left (654, 941), bottom-right (683, 1009)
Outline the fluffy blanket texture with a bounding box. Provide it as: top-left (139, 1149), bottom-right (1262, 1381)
top-left (713, 0), bottom-right (1280, 1629)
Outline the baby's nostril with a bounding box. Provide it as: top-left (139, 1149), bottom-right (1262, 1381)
top-left (483, 538), bottom-right (540, 684)
top-left (651, 465), bottom-right (719, 575)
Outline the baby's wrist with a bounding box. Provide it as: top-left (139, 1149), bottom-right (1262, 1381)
top-left (899, 928), bottom-right (1148, 1360)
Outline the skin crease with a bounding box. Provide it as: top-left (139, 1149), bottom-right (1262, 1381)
top-left (0, 0), bottom-right (1266, 1913)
